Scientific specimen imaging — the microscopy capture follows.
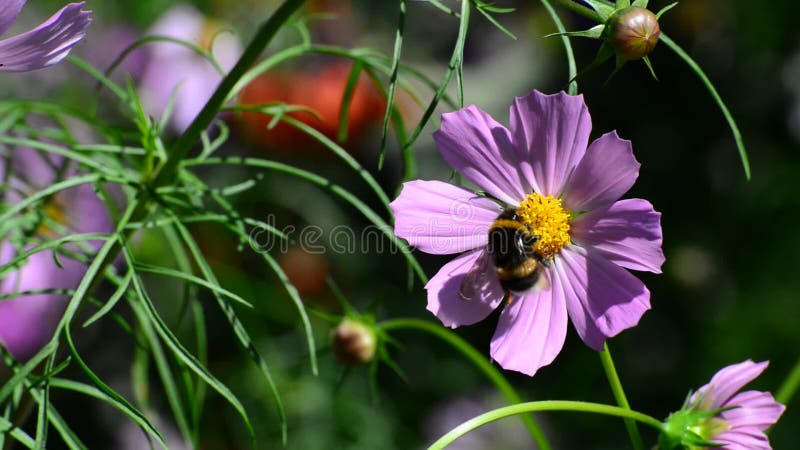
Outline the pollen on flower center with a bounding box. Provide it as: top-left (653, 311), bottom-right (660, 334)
top-left (516, 193), bottom-right (571, 259)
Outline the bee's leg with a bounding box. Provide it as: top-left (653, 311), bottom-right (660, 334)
top-left (505, 290), bottom-right (514, 306)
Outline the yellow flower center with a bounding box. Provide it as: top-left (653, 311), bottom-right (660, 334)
top-left (516, 193), bottom-right (572, 259)
top-left (36, 195), bottom-right (69, 238)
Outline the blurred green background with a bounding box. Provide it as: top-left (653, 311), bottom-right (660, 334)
top-left (3, 0), bottom-right (800, 448)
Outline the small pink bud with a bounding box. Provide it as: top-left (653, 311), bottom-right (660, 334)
top-left (331, 319), bottom-right (376, 365)
top-left (607, 7), bottom-right (661, 60)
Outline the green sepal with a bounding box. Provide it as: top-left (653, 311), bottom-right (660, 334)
top-left (642, 55), bottom-right (658, 80)
top-left (658, 409), bottom-right (726, 449)
top-left (616, 0), bottom-right (631, 8)
top-left (581, 0), bottom-right (617, 21)
top-left (632, 0), bottom-right (648, 7)
top-left (544, 24), bottom-right (605, 40)
top-left (656, 2), bottom-right (678, 19)
top-left (566, 41), bottom-right (614, 86)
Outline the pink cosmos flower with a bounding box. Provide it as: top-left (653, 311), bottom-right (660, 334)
top-left (0, 148), bottom-right (112, 362)
top-left (0, 1), bottom-right (91, 72)
top-left (138, 5), bottom-right (242, 133)
top-left (690, 360), bottom-right (784, 449)
top-left (390, 90), bottom-right (664, 376)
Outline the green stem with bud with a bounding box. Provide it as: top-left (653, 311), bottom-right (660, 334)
top-left (549, 0), bottom-right (752, 180)
top-left (428, 400), bottom-right (664, 450)
top-left (600, 343), bottom-right (645, 450)
top-left (377, 318), bottom-right (552, 450)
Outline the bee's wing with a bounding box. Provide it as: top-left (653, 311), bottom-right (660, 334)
top-left (533, 265), bottom-right (551, 292)
top-left (459, 250), bottom-right (494, 301)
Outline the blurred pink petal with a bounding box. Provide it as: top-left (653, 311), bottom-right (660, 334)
top-left (0, 3), bottom-right (91, 72)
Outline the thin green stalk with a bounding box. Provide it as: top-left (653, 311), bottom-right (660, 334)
top-left (659, 34), bottom-right (751, 180)
top-left (152, 0), bottom-right (307, 188)
top-left (378, 319), bottom-right (551, 450)
top-left (551, 0), bottom-right (601, 21)
top-left (428, 400), bottom-right (664, 450)
top-left (776, 355), bottom-right (800, 405)
top-left (599, 343), bottom-right (644, 450)
top-left (540, 0), bottom-right (578, 95)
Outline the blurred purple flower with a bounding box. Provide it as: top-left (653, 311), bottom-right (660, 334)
top-left (138, 5), bottom-right (242, 133)
top-left (0, 1), bottom-right (91, 72)
top-left (687, 360), bottom-right (784, 449)
top-left (662, 361), bottom-right (785, 448)
top-left (0, 148), bottom-right (112, 362)
top-left (390, 90), bottom-right (664, 376)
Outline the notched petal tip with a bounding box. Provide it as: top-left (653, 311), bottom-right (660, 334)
top-left (508, 89), bottom-right (592, 197)
top-left (0, 2), bottom-right (93, 73)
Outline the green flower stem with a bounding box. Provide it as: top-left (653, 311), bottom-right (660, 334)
top-left (540, 0), bottom-right (578, 95)
top-left (551, 0), bottom-right (602, 22)
top-left (377, 318), bottom-right (552, 450)
top-left (151, 0), bottom-right (306, 188)
top-left (659, 34), bottom-right (751, 180)
top-left (547, 0), bottom-right (752, 180)
top-left (776, 355), bottom-right (800, 406)
top-left (428, 400), bottom-right (664, 450)
top-left (599, 343), bottom-right (645, 450)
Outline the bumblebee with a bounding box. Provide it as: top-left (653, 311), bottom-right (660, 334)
top-left (460, 207), bottom-right (548, 301)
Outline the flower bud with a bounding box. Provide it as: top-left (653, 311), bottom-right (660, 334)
top-left (606, 7), bottom-right (660, 60)
top-left (331, 319), bottom-right (376, 365)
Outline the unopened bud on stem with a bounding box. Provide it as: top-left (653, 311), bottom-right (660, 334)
top-left (331, 318), bottom-right (376, 365)
top-left (607, 7), bottom-right (661, 60)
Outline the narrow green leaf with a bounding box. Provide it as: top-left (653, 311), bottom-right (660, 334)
top-left (337, 61), bottom-right (364, 143)
top-left (580, 0), bottom-right (617, 20)
top-left (83, 270), bottom-right (133, 327)
top-left (541, 0), bottom-right (580, 95)
top-left (133, 262), bottom-right (254, 308)
top-left (474, 1), bottom-right (517, 40)
top-left (168, 219), bottom-right (285, 444)
top-left (0, 415), bottom-right (36, 449)
top-left (642, 55), bottom-right (658, 80)
top-left (183, 157), bottom-right (428, 284)
top-left (128, 292), bottom-right (195, 446)
top-left (123, 249), bottom-right (256, 447)
top-left (378, 0), bottom-right (406, 171)
top-left (655, 2), bottom-right (678, 19)
top-left (64, 324), bottom-right (167, 448)
top-left (405, 0), bottom-right (471, 150)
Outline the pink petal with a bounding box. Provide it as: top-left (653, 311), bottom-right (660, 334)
top-left (554, 245), bottom-right (650, 350)
top-left (0, 248), bottom-right (80, 361)
top-left (0, 0), bottom-right (26, 36)
top-left (722, 391), bottom-right (785, 431)
top-left (425, 250), bottom-right (504, 328)
top-left (433, 105), bottom-right (529, 205)
top-left (563, 131), bottom-right (640, 211)
top-left (570, 198), bottom-right (664, 273)
top-left (508, 91), bottom-right (591, 197)
top-left (0, 3), bottom-right (91, 72)
top-left (695, 360), bottom-right (769, 410)
top-left (714, 428), bottom-right (773, 450)
top-left (489, 281), bottom-right (568, 376)
top-left (391, 180), bottom-right (502, 255)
